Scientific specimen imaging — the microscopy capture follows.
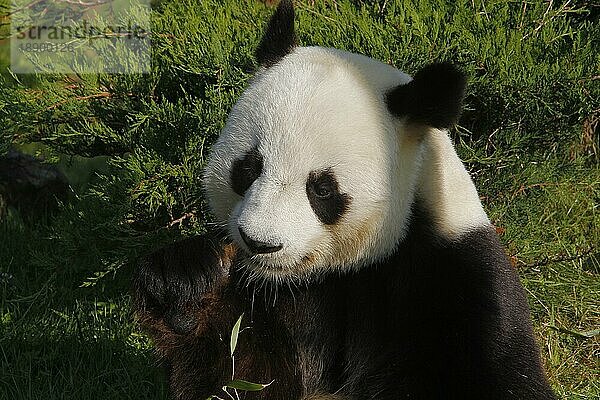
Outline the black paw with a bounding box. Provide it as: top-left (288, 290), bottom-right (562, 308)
top-left (132, 233), bottom-right (233, 334)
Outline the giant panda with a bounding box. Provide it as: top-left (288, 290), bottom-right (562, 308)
top-left (132, 1), bottom-right (557, 399)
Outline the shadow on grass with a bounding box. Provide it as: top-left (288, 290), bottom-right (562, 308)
top-left (0, 335), bottom-right (168, 400)
top-left (0, 206), bottom-right (173, 400)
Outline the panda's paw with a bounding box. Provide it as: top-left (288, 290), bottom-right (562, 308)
top-left (132, 232), bottom-right (236, 334)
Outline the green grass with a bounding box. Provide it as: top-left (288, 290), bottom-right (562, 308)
top-left (1, 0), bottom-right (599, 399)
top-left (475, 154), bottom-right (600, 398)
top-left (0, 211), bottom-right (169, 399)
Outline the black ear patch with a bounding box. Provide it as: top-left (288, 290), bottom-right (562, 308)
top-left (386, 62), bottom-right (466, 129)
top-left (256, 0), bottom-right (297, 67)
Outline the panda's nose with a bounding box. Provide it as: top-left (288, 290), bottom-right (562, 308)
top-left (238, 227), bottom-right (283, 254)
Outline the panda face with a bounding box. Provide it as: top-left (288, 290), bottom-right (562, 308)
top-left (204, 47), bottom-right (424, 282)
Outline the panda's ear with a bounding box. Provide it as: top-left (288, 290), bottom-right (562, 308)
top-left (255, 0), bottom-right (297, 68)
top-left (385, 63), bottom-right (466, 129)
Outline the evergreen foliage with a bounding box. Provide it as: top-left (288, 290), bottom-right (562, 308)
top-left (0, 1), bottom-right (598, 399)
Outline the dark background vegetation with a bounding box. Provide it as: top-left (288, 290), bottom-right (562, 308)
top-left (0, 0), bottom-right (598, 398)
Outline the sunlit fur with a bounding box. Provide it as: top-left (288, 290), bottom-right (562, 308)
top-left (204, 46), bottom-right (489, 283)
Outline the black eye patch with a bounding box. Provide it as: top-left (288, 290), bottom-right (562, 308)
top-left (231, 149), bottom-right (263, 196)
top-left (306, 169), bottom-right (352, 225)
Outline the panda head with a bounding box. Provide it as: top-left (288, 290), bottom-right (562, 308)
top-left (204, 0), bottom-right (469, 282)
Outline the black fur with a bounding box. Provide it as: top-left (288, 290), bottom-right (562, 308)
top-left (132, 232), bottom-right (230, 335)
top-left (231, 149), bottom-right (263, 196)
top-left (332, 204), bottom-right (556, 399)
top-left (132, 201), bottom-right (556, 399)
top-left (256, 0), bottom-right (297, 67)
top-left (306, 169), bottom-right (352, 225)
top-left (386, 62), bottom-right (466, 129)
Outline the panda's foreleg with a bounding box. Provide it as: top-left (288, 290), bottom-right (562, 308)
top-left (132, 232), bottom-right (237, 335)
top-left (131, 234), bottom-right (307, 399)
top-left (131, 233), bottom-right (247, 399)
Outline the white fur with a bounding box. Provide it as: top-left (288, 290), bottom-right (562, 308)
top-left (204, 46), bottom-right (490, 281)
top-left (417, 128), bottom-right (490, 238)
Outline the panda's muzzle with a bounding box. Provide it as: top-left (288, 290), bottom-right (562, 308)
top-left (238, 226), bottom-right (283, 254)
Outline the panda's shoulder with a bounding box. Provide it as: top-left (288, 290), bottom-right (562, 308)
top-left (355, 203), bottom-right (523, 310)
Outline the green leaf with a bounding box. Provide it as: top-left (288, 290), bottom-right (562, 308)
top-left (225, 379), bottom-right (272, 392)
top-left (230, 313), bottom-right (244, 356)
top-left (548, 325), bottom-right (600, 339)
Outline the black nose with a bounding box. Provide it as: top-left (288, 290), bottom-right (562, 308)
top-left (238, 227), bottom-right (283, 254)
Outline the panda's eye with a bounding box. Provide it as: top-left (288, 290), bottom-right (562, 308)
top-left (231, 149), bottom-right (263, 196)
top-left (306, 169), bottom-right (352, 225)
top-left (313, 182), bottom-right (333, 199)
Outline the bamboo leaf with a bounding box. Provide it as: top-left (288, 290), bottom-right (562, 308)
top-left (230, 313), bottom-right (244, 356)
top-left (226, 379), bottom-right (272, 392)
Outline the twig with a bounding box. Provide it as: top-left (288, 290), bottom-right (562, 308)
top-left (509, 182), bottom-right (558, 201)
top-left (2, 0), bottom-right (46, 17)
top-left (45, 92), bottom-right (110, 110)
top-left (62, 0), bottom-right (111, 7)
top-left (516, 247), bottom-right (596, 268)
top-left (296, 4), bottom-right (337, 23)
top-left (44, 91), bottom-right (134, 111)
top-left (167, 212), bottom-right (195, 228)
